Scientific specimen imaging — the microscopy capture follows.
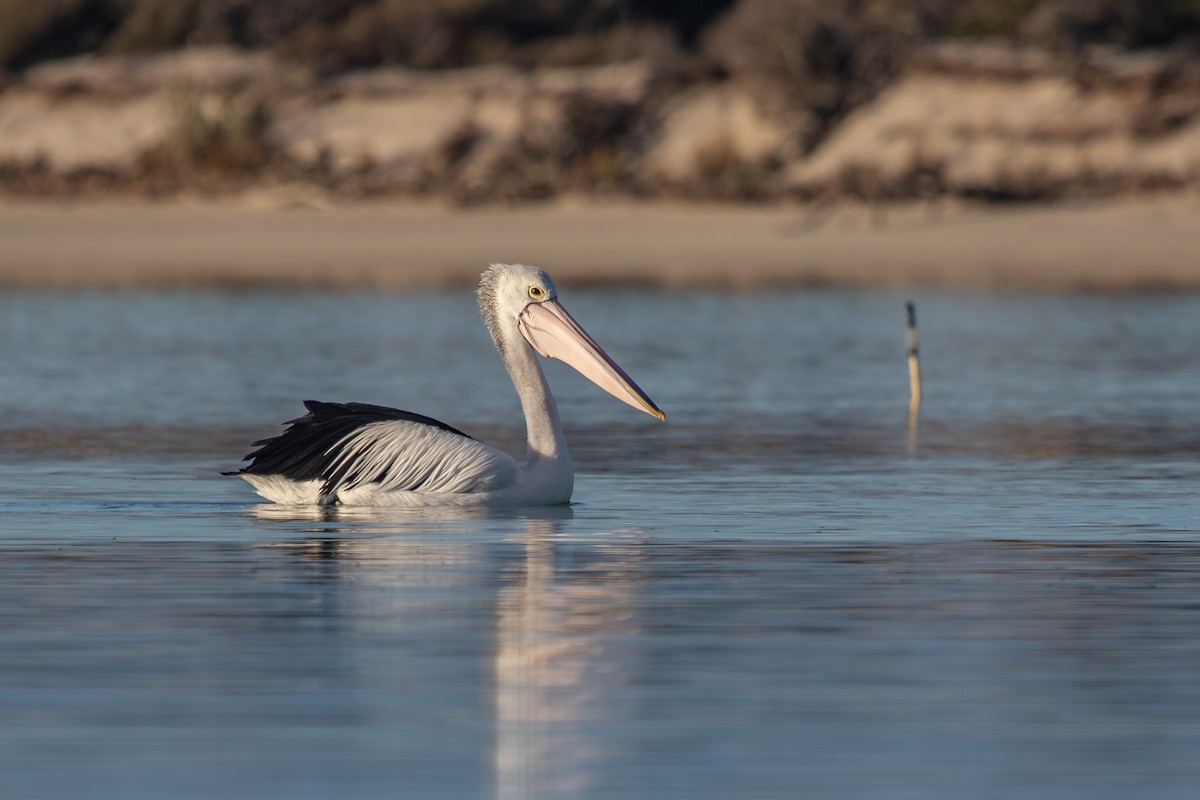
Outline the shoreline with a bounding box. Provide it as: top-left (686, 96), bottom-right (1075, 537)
top-left (1, 195), bottom-right (1198, 291)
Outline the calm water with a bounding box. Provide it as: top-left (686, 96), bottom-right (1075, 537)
top-left (0, 288), bottom-right (1198, 799)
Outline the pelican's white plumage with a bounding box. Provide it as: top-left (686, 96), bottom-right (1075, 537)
top-left (230, 264), bottom-right (663, 507)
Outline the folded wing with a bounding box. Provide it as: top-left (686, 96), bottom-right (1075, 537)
top-left (233, 400), bottom-right (518, 502)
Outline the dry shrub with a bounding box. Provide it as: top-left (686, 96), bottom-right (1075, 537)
top-left (454, 90), bottom-right (644, 203)
top-left (100, 0), bottom-right (200, 52)
top-left (560, 93), bottom-right (637, 160)
top-left (825, 146), bottom-right (945, 202)
top-left (433, 120), bottom-right (483, 171)
top-left (139, 86), bottom-right (274, 180)
top-left (703, 0), bottom-right (1200, 153)
top-left (103, 0), bottom-right (364, 52)
top-left (0, 155), bottom-right (136, 198)
top-left (0, 0), bottom-right (122, 69)
top-left (502, 23), bottom-right (680, 69)
top-left (1, 1), bottom-right (726, 73)
top-left (702, 1), bottom-right (936, 150)
top-left (944, 0), bottom-right (1044, 38)
top-left (693, 133), bottom-right (774, 199)
top-left (301, 0), bottom-right (471, 72)
top-left (279, 0), bottom-right (681, 73)
top-left (4, 0), bottom-right (1200, 74)
top-left (1017, 0), bottom-right (1200, 52)
top-left (571, 145), bottom-right (624, 187)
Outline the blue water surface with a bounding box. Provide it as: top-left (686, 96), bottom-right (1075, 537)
top-left (0, 287), bottom-right (1197, 799)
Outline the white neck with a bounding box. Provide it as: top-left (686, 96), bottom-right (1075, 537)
top-left (498, 320), bottom-right (573, 486)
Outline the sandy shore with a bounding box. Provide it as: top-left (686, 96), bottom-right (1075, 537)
top-left (1, 196), bottom-right (1198, 291)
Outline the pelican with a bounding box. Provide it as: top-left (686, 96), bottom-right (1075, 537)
top-left (228, 263), bottom-right (664, 506)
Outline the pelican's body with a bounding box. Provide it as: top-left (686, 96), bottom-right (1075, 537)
top-left (230, 264), bottom-right (663, 507)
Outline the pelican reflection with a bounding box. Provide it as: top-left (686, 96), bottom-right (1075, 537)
top-left (267, 510), bottom-right (644, 798)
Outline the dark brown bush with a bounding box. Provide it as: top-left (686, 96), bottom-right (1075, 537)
top-left (702, 0), bottom-right (1200, 154)
top-left (0, 1), bottom-right (731, 72)
top-left (0, 0), bottom-right (122, 69)
top-left (702, 1), bottom-right (945, 150)
top-left (4, 1), bottom-right (1198, 73)
top-left (1018, 0), bottom-right (1200, 52)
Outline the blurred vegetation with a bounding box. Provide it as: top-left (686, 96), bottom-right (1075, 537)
top-left (1, 0), bottom-right (1198, 73)
top-left (702, 0), bottom-right (1200, 143)
top-left (4, 1), bottom-right (1197, 151)
top-left (0, 0), bottom-right (728, 71)
top-left (140, 86), bottom-right (274, 178)
top-left (2, 1), bottom-right (1198, 202)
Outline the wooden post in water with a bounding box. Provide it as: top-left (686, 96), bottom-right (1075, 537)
top-left (905, 301), bottom-right (922, 409)
top-left (905, 301), bottom-right (921, 448)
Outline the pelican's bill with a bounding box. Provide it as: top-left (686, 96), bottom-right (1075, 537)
top-left (518, 299), bottom-right (665, 421)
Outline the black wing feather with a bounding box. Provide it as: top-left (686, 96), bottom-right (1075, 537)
top-left (227, 400), bottom-right (472, 480)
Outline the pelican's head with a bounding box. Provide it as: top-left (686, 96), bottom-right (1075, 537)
top-left (478, 263), bottom-right (665, 421)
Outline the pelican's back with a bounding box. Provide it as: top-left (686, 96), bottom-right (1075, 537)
top-left (230, 400), bottom-right (518, 504)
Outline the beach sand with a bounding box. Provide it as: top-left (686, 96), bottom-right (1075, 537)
top-left (1, 195), bottom-right (1197, 291)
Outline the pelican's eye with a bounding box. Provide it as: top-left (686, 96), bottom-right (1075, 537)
top-left (528, 285), bottom-right (546, 300)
